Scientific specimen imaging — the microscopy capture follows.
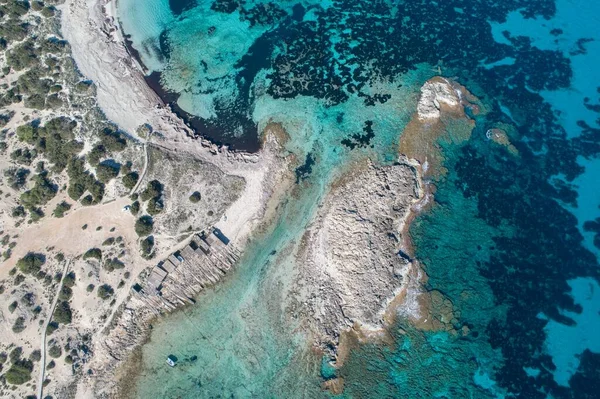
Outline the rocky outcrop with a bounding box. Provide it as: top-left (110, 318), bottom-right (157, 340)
top-left (417, 77), bottom-right (462, 119)
top-left (292, 160), bottom-right (422, 342)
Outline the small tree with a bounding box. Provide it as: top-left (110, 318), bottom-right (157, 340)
top-left (53, 201), bottom-right (71, 218)
top-left (189, 191), bottom-right (201, 203)
top-left (122, 171), bottom-right (139, 190)
top-left (97, 284), bottom-right (114, 300)
top-left (83, 248), bottom-right (102, 261)
top-left (135, 216), bottom-right (154, 237)
top-left (53, 301), bottom-right (72, 324)
top-left (4, 359), bottom-right (34, 385)
top-left (17, 252), bottom-right (45, 274)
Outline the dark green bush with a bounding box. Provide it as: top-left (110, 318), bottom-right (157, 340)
top-left (12, 316), bottom-right (26, 333)
top-left (4, 359), bottom-right (33, 385)
top-left (97, 284), bottom-right (114, 300)
top-left (58, 285), bottom-right (72, 301)
top-left (20, 173), bottom-right (57, 209)
top-left (48, 345), bottom-right (61, 358)
top-left (146, 197), bottom-right (163, 215)
top-left (189, 191), bottom-right (201, 203)
top-left (3, 167), bottom-right (30, 190)
top-left (83, 248), bottom-right (102, 261)
top-left (17, 252), bottom-right (45, 274)
top-left (96, 161), bottom-right (120, 183)
top-left (53, 201), bottom-right (71, 218)
top-left (53, 301), bottom-right (72, 324)
top-left (122, 171), bottom-right (139, 190)
top-left (134, 215), bottom-right (153, 236)
top-left (62, 271), bottom-right (76, 287)
top-left (140, 180), bottom-right (162, 202)
top-left (104, 257), bottom-right (125, 272)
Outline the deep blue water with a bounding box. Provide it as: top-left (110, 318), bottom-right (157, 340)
top-left (118, 0), bottom-right (600, 397)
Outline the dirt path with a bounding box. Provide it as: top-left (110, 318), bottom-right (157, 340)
top-left (37, 260), bottom-right (71, 399)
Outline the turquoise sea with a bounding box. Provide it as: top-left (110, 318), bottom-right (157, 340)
top-left (117, 0), bottom-right (600, 397)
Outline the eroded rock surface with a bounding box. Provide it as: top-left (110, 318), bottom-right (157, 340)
top-left (293, 160), bottom-right (420, 341)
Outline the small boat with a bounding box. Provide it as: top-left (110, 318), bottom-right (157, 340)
top-left (166, 355), bottom-right (177, 367)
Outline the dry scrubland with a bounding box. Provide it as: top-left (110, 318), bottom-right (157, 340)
top-left (0, 1), bottom-right (248, 397)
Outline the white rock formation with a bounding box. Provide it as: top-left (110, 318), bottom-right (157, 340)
top-left (417, 78), bottom-right (460, 119)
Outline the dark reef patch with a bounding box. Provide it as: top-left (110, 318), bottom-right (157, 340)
top-left (295, 152), bottom-right (315, 183)
top-left (341, 120), bottom-right (375, 149)
top-left (168, 0), bottom-right (197, 16)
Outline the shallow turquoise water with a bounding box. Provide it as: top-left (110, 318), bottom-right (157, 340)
top-left (118, 0), bottom-right (600, 397)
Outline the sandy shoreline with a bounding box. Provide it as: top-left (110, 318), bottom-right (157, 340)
top-left (60, 0), bottom-right (282, 248)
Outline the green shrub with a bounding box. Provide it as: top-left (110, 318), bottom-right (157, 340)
top-left (102, 237), bottom-right (115, 246)
top-left (134, 216), bottom-right (153, 237)
top-left (86, 284), bottom-right (95, 293)
top-left (122, 171), bottom-right (139, 190)
top-left (58, 285), bottom-right (72, 301)
top-left (12, 316), bottom-right (27, 333)
top-left (67, 157), bottom-right (103, 203)
top-left (4, 167), bottom-right (30, 190)
top-left (16, 124), bottom-right (37, 144)
top-left (83, 248), bottom-right (102, 261)
top-left (140, 180), bottom-right (162, 201)
top-left (141, 236), bottom-right (154, 255)
top-left (53, 301), bottom-right (72, 324)
top-left (10, 147), bottom-right (37, 165)
top-left (189, 191), bottom-right (201, 203)
top-left (12, 205), bottom-right (25, 218)
top-left (47, 360), bottom-right (56, 369)
top-left (5, 40), bottom-right (37, 71)
top-left (87, 144), bottom-right (106, 166)
top-left (53, 201), bottom-right (71, 218)
top-left (20, 173), bottom-right (57, 209)
top-left (104, 258), bottom-right (125, 272)
top-left (46, 321), bottom-right (58, 335)
top-left (96, 161), bottom-right (120, 183)
top-left (4, 359), bottom-right (33, 385)
top-left (48, 345), bottom-right (61, 358)
top-left (17, 252), bottom-right (45, 274)
top-left (62, 271), bottom-right (76, 287)
top-left (14, 274), bottom-right (25, 285)
top-left (97, 284), bottom-right (114, 300)
top-left (29, 207), bottom-right (45, 222)
top-left (146, 197), bottom-right (163, 215)
top-left (29, 350), bottom-right (41, 362)
top-left (130, 200), bottom-right (140, 215)
top-left (8, 301), bottom-right (18, 313)
top-left (100, 128), bottom-right (127, 152)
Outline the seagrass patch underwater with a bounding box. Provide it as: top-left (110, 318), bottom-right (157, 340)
top-left (118, 0), bottom-right (600, 396)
